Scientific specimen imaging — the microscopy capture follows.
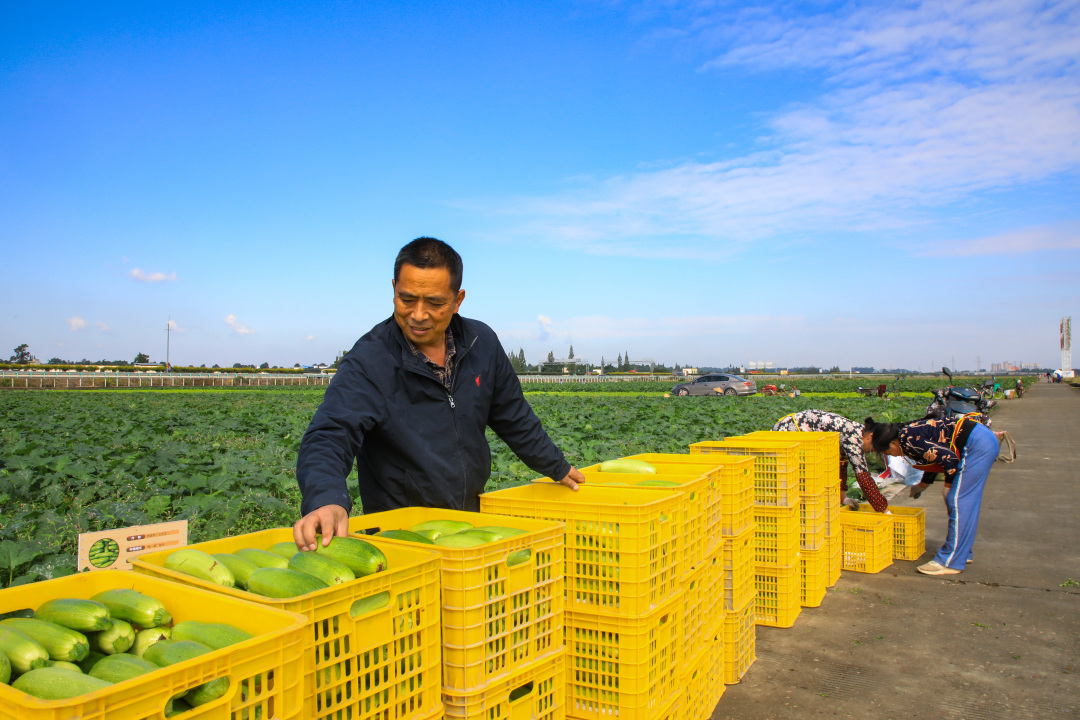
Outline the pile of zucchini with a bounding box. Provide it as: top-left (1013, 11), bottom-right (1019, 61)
top-left (164, 535), bottom-right (388, 598)
top-left (0, 588), bottom-right (252, 715)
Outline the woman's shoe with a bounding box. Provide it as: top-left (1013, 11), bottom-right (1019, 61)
top-left (917, 560), bottom-right (962, 576)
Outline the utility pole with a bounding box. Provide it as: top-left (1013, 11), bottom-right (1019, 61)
top-left (165, 319), bottom-right (172, 373)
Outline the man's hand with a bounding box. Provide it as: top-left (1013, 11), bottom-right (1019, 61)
top-left (841, 497), bottom-right (860, 511)
top-left (558, 467), bottom-right (585, 491)
top-left (293, 504), bottom-right (349, 552)
top-left (909, 482), bottom-right (929, 499)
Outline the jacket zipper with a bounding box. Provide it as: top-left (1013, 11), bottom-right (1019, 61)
top-left (402, 334), bottom-right (478, 510)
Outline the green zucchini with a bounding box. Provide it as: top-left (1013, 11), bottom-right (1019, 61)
top-left (0, 618), bottom-right (89, 662)
top-left (91, 589), bottom-right (171, 628)
top-left (267, 541), bottom-right (301, 559)
top-left (132, 627), bottom-right (171, 658)
top-left (88, 652), bottom-right (159, 683)
top-left (76, 650), bottom-right (106, 673)
top-left (143, 640), bottom-right (229, 707)
top-left (0, 649), bottom-right (9, 684)
top-left (171, 621), bottom-right (253, 650)
top-left (47, 660), bottom-right (83, 673)
top-left (34, 598), bottom-right (112, 632)
top-left (248, 567), bottom-right (329, 598)
top-left (12, 666), bottom-right (112, 699)
top-left (288, 551), bottom-right (356, 586)
top-left (374, 529), bottom-right (435, 544)
top-left (212, 553), bottom-right (259, 589)
top-left (236, 548), bottom-right (289, 569)
top-left (314, 536), bottom-right (386, 576)
top-left (0, 623), bottom-right (50, 674)
top-left (88, 618), bottom-right (135, 655)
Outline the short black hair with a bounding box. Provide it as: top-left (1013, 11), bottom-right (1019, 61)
top-left (394, 237), bottom-right (463, 292)
top-left (863, 417), bottom-right (902, 452)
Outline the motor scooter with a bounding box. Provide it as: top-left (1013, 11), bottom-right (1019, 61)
top-left (925, 367), bottom-right (992, 426)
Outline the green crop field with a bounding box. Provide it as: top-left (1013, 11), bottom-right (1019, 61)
top-left (0, 382), bottom-right (980, 588)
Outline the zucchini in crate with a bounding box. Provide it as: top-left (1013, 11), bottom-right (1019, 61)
top-left (0, 624), bottom-right (49, 674)
top-left (288, 551), bottom-right (355, 586)
top-left (89, 652), bottom-right (159, 683)
top-left (171, 621), bottom-right (253, 650)
top-left (314, 535), bottom-right (387, 576)
top-left (34, 598), bottom-right (112, 632)
top-left (236, 548), bottom-right (289, 569)
top-left (144, 639), bottom-right (230, 707)
top-left (165, 548), bottom-right (236, 587)
top-left (91, 588), bottom-right (171, 628)
top-left (88, 619), bottom-right (135, 655)
top-left (12, 666), bottom-right (112, 700)
top-left (0, 618), bottom-right (89, 662)
top-left (132, 627), bottom-right (171, 658)
top-left (212, 553), bottom-right (259, 589)
top-left (0, 651), bottom-right (9, 684)
top-left (248, 567), bottom-right (328, 598)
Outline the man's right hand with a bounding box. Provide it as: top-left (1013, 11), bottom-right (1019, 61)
top-left (293, 504), bottom-right (349, 552)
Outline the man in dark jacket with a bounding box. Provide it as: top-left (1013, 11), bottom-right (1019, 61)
top-left (294, 237), bottom-right (584, 550)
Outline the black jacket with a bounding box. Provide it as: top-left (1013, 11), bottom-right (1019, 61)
top-left (296, 314), bottom-right (571, 515)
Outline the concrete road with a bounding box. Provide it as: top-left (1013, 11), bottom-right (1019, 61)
top-left (712, 380), bottom-right (1080, 720)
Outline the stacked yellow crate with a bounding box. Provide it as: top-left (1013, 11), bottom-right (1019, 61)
top-left (345, 508), bottom-right (567, 720)
top-left (691, 439), bottom-right (801, 629)
top-left (745, 431), bottom-right (841, 607)
top-left (655, 452), bottom-right (754, 686)
top-left (481, 483), bottom-right (683, 720)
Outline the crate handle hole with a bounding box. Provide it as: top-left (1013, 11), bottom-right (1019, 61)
top-left (351, 591), bottom-right (391, 618)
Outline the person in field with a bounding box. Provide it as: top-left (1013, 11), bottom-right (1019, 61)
top-left (863, 415), bottom-right (997, 576)
top-left (293, 237), bottom-right (584, 551)
top-left (771, 410), bottom-right (889, 513)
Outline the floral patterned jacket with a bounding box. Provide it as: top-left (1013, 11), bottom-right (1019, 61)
top-left (773, 409), bottom-right (888, 513)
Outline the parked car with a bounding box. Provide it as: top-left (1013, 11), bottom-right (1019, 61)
top-left (671, 373), bottom-right (758, 397)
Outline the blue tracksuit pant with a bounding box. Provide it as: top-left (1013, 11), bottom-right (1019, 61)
top-left (935, 422), bottom-right (997, 570)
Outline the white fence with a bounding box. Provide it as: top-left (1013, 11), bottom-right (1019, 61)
top-left (0, 370), bottom-right (332, 389)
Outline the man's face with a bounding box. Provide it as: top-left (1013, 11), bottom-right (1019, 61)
top-left (392, 264), bottom-right (465, 349)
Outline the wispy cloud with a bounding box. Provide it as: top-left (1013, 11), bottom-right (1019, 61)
top-left (306, 335), bottom-right (316, 341)
top-left (130, 268), bottom-right (177, 282)
top-left (167, 320), bottom-right (183, 332)
top-left (919, 222), bottom-right (1080, 256)
top-left (225, 314), bottom-right (255, 335)
top-left (478, 0), bottom-right (1080, 257)
top-left (95, 321), bottom-right (111, 332)
top-left (538, 315), bottom-right (553, 341)
top-left (67, 316), bottom-right (86, 331)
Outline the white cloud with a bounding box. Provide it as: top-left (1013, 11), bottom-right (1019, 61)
top-left (919, 222), bottom-right (1080, 256)
top-left (224, 314), bottom-right (255, 335)
top-left (130, 268), bottom-right (177, 282)
top-left (480, 0), bottom-right (1080, 257)
top-left (306, 335), bottom-right (316, 341)
top-left (95, 321), bottom-right (111, 332)
top-left (537, 315), bottom-right (553, 340)
top-left (167, 320), bottom-right (183, 332)
top-left (67, 316), bottom-right (86, 331)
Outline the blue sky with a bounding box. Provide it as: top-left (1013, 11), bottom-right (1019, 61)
top-left (2, 1), bottom-right (1078, 371)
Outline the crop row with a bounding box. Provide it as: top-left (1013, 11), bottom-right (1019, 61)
top-left (0, 387), bottom-right (932, 588)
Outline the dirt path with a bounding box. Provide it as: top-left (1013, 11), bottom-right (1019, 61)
top-left (712, 380), bottom-right (1080, 719)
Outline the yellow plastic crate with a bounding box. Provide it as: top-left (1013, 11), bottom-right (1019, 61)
top-left (800, 488), bottom-right (831, 551)
top-left (350, 508), bottom-right (564, 692)
top-left (722, 597), bottom-right (756, 684)
top-left (857, 503), bottom-right (926, 560)
top-left (481, 484), bottom-right (682, 616)
top-left (443, 648), bottom-right (566, 720)
top-left (690, 439), bottom-right (800, 507)
top-left (564, 596), bottom-right (681, 720)
top-left (679, 545), bottom-right (722, 664)
top-left (132, 528), bottom-right (442, 720)
top-left (698, 454), bottom-right (755, 540)
top-left (838, 508), bottom-right (894, 573)
top-left (0, 570), bottom-right (306, 720)
top-left (826, 531), bottom-right (842, 586)
top-left (800, 545), bottom-right (828, 608)
top-left (744, 430), bottom-right (840, 495)
top-left (573, 466), bottom-right (708, 574)
top-left (824, 481), bottom-right (843, 536)
top-left (654, 696), bottom-right (680, 720)
top-left (754, 563), bottom-right (801, 628)
top-left (678, 626), bottom-right (724, 720)
top-left (752, 504), bottom-right (800, 566)
top-left (722, 526), bottom-right (755, 612)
